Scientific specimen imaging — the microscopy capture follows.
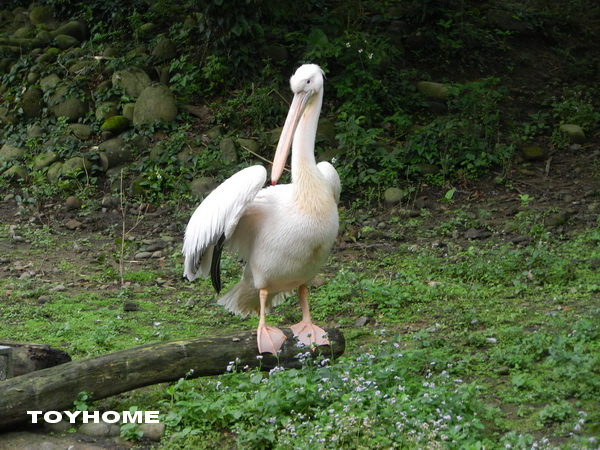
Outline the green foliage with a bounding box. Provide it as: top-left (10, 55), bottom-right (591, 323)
top-left (162, 338), bottom-right (493, 448)
top-left (550, 86), bottom-right (600, 132)
top-left (74, 391), bottom-right (93, 411)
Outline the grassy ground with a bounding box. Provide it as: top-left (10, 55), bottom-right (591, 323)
top-left (0, 187), bottom-right (598, 447)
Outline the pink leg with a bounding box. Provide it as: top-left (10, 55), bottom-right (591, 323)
top-left (256, 288), bottom-right (286, 354)
top-left (289, 285), bottom-right (329, 349)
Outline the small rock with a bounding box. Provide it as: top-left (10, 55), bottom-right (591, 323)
top-left (416, 81), bottom-right (449, 100)
top-left (354, 316), bottom-right (371, 327)
top-left (496, 366), bottom-right (510, 376)
top-left (133, 84), bottom-right (178, 127)
top-left (37, 295), bottom-right (51, 304)
top-left (146, 240), bottom-right (168, 251)
top-left (151, 37), bottom-right (177, 60)
top-left (151, 250), bottom-right (162, 258)
top-left (559, 124), bottom-right (585, 144)
top-left (511, 236), bottom-right (531, 245)
top-left (135, 251), bottom-right (152, 259)
top-left (190, 176), bottom-right (217, 199)
top-left (138, 422), bottom-right (166, 441)
top-left (64, 219), bottom-right (82, 230)
top-left (112, 68), bottom-right (152, 98)
top-left (49, 285), bottom-right (66, 292)
top-left (219, 138), bottom-right (238, 164)
top-left (44, 419), bottom-right (74, 433)
top-left (521, 145), bottom-right (546, 161)
top-left (65, 196), bottom-right (82, 210)
top-left (464, 228), bottom-right (491, 240)
top-left (124, 301), bottom-right (141, 312)
top-left (383, 187), bottom-right (405, 206)
top-left (78, 420), bottom-right (120, 437)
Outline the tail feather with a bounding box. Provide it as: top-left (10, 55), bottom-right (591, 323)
top-left (217, 279), bottom-right (293, 318)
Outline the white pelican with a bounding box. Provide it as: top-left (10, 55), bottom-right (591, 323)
top-left (182, 64), bottom-right (340, 354)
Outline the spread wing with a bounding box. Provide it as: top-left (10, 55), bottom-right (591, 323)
top-left (182, 165), bottom-right (267, 288)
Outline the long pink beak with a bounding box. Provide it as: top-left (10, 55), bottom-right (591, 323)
top-left (271, 90), bottom-right (312, 185)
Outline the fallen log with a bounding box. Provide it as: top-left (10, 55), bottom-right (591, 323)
top-left (0, 341), bottom-right (71, 377)
top-left (0, 328), bottom-right (344, 431)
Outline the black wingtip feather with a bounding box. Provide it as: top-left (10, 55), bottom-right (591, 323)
top-left (210, 234), bottom-right (226, 293)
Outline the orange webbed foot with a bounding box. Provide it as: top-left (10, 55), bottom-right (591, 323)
top-left (290, 321), bottom-right (329, 349)
top-left (257, 324), bottom-right (286, 354)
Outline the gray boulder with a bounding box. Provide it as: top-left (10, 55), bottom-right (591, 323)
top-left (0, 143), bottom-right (25, 162)
top-left (559, 124), bottom-right (585, 144)
top-left (133, 84), bottom-right (178, 127)
top-left (417, 81), bottom-right (450, 100)
top-left (49, 85), bottom-right (87, 121)
top-left (112, 68), bottom-right (151, 98)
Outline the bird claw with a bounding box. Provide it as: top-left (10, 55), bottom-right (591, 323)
top-left (290, 321), bottom-right (329, 349)
top-left (257, 325), bottom-right (286, 354)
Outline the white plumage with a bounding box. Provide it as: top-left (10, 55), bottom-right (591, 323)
top-left (182, 64), bottom-right (340, 354)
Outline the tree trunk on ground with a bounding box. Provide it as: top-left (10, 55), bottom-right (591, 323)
top-left (0, 341), bottom-right (71, 377)
top-left (0, 328), bottom-right (344, 431)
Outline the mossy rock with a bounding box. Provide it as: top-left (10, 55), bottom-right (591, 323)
top-left (112, 68), bottom-right (151, 98)
top-left (122, 103), bottom-right (135, 120)
top-left (40, 73), bottom-right (61, 92)
top-left (36, 30), bottom-right (53, 45)
top-left (50, 20), bottom-right (88, 41)
top-left (190, 176), bottom-right (217, 199)
top-left (0, 143), bottom-right (25, 162)
top-left (0, 106), bottom-right (17, 125)
top-left (67, 123), bottom-right (92, 140)
top-left (416, 81), bottom-right (450, 101)
top-left (49, 85), bottom-right (88, 121)
top-left (62, 157), bottom-right (92, 177)
top-left (36, 47), bottom-right (60, 64)
top-left (95, 102), bottom-right (119, 121)
top-left (51, 97), bottom-right (88, 122)
top-left (100, 115), bottom-right (130, 134)
top-left (559, 124), bottom-right (586, 144)
top-left (47, 161), bottom-right (63, 182)
top-left (68, 59), bottom-right (97, 74)
top-left (26, 124), bottom-right (44, 139)
top-left (98, 138), bottom-right (125, 153)
top-left (19, 87), bottom-right (43, 119)
top-left (12, 26), bottom-right (34, 38)
top-left (137, 23), bottom-right (157, 38)
top-left (129, 176), bottom-right (147, 197)
top-left (205, 125), bottom-right (223, 140)
top-left (521, 145), bottom-right (546, 161)
top-left (32, 151), bottom-right (58, 170)
top-left (8, 37), bottom-right (44, 51)
top-left (219, 138), bottom-right (238, 164)
top-left (133, 84), bottom-right (178, 127)
top-left (1, 164), bottom-right (28, 181)
top-left (53, 34), bottom-right (80, 50)
top-left (151, 37), bottom-right (177, 60)
top-left (236, 138), bottom-right (259, 154)
top-left (384, 187), bottom-right (406, 206)
top-left (29, 6), bottom-right (56, 27)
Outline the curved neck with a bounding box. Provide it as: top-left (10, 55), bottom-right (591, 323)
top-left (291, 90), bottom-right (322, 184)
top-left (291, 90), bottom-right (330, 214)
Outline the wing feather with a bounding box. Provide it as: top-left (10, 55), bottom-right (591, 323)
top-left (182, 165), bottom-right (267, 281)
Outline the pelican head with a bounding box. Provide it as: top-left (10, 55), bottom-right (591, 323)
top-left (271, 64), bottom-right (325, 185)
